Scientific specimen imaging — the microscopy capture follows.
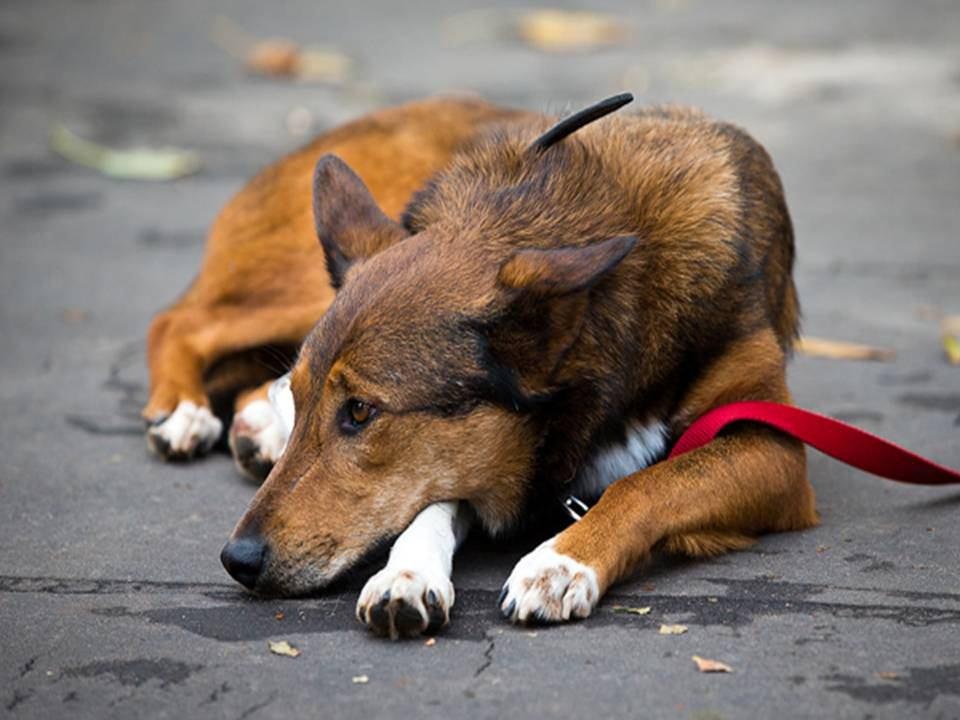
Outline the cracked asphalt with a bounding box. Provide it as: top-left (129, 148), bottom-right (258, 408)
top-left (1, 1), bottom-right (959, 718)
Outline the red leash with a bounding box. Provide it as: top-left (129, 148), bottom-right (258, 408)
top-left (669, 401), bottom-right (960, 486)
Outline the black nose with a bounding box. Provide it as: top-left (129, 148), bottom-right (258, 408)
top-left (220, 536), bottom-right (267, 589)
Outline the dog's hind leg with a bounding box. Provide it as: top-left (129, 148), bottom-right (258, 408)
top-left (144, 303), bottom-right (324, 461)
top-left (356, 501), bottom-right (472, 639)
top-left (229, 374), bottom-right (294, 483)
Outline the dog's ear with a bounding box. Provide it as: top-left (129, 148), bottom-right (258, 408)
top-left (491, 236), bottom-right (637, 391)
top-left (498, 236), bottom-right (637, 297)
top-left (312, 155), bottom-right (409, 289)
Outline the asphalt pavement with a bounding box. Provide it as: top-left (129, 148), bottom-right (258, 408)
top-left (1, 1), bottom-right (959, 718)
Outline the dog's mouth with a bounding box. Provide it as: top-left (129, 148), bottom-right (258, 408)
top-left (231, 532), bottom-right (400, 598)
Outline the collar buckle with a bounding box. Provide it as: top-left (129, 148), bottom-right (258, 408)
top-left (560, 494), bottom-right (590, 522)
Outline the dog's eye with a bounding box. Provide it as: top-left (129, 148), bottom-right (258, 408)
top-left (342, 399), bottom-right (375, 434)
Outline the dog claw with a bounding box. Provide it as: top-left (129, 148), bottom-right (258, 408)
top-left (357, 567), bottom-right (454, 640)
top-left (499, 539), bottom-right (600, 624)
top-left (229, 395), bottom-right (290, 482)
top-left (147, 400), bottom-right (222, 461)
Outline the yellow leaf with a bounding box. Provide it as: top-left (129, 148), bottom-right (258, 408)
top-left (692, 655), bottom-right (733, 673)
top-left (268, 640), bottom-right (300, 657)
top-left (296, 48), bottom-right (352, 83)
top-left (518, 10), bottom-right (624, 52)
top-left (611, 605), bottom-right (652, 616)
top-left (942, 316), bottom-right (960, 365)
top-left (659, 623), bottom-right (688, 635)
top-left (795, 336), bottom-right (895, 362)
top-left (51, 125), bottom-right (199, 181)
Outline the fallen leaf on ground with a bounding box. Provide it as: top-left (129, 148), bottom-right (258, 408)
top-left (211, 17), bottom-right (351, 83)
top-left (611, 605), bottom-right (652, 616)
top-left (659, 624), bottom-right (688, 635)
top-left (795, 336), bottom-right (895, 362)
top-left (424, 637), bottom-right (437, 647)
top-left (876, 671), bottom-right (900, 680)
top-left (62, 308), bottom-right (89, 323)
top-left (692, 655), bottom-right (732, 673)
top-left (352, 675), bottom-right (369, 684)
top-left (268, 640), bottom-right (300, 657)
top-left (245, 40), bottom-right (351, 82)
top-left (274, 611), bottom-right (285, 621)
top-left (942, 316), bottom-right (960, 365)
top-left (246, 39), bottom-right (300, 75)
top-left (51, 125), bottom-right (200, 181)
top-left (517, 9), bottom-right (624, 52)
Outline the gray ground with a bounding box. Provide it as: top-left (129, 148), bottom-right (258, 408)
top-left (2, 1), bottom-right (959, 718)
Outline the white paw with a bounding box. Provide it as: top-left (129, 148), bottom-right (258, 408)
top-left (356, 565), bottom-right (455, 639)
top-left (499, 540), bottom-right (599, 624)
top-left (229, 398), bottom-right (289, 482)
top-left (146, 400), bottom-right (222, 460)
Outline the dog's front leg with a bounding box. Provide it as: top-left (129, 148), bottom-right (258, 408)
top-left (357, 501), bottom-right (471, 639)
top-left (499, 427), bottom-right (817, 623)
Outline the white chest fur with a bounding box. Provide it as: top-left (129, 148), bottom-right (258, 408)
top-left (571, 419), bottom-right (668, 501)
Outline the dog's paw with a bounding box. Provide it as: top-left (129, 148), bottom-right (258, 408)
top-left (356, 566), bottom-right (454, 640)
top-left (229, 399), bottom-right (288, 482)
top-left (146, 400), bottom-right (222, 461)
top-left (499, 540), bottom-right (599, 624)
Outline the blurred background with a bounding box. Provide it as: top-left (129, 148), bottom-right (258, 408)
top-left (1, 1), bottom-right (958, 718)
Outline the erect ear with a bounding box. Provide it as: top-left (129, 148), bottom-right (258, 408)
top-left (491, 236), bottom-right (638, 391)
top-left (312, 154), bottom-right (409, 289)
top-left (498, 236), bottom-right (637, 297)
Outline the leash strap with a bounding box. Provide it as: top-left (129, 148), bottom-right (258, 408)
top-left (668, 400), bottom-right (960, 486)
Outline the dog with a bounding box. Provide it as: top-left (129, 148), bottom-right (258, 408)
top-left (146, 93), bottom-right (818, 639)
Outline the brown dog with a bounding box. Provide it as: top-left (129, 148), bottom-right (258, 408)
top-left (148, 94), bottom-right (818, 638)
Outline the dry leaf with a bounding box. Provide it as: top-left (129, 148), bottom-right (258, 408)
top-left (245, 39), bottom-right (351, 83)
top-left (351, 675), bottom-right (369, 684)
top-left (51, 125), bottom-right (200, 181)
top-left (876, 671), bottom-right (900, 680)
top-left (795, 336), bottom-right (895, 362)
top-left (274, 611), bottom-right (285, 621)
top-left (268, 640), bottom-right (300, 657)
top-left (296, 48), bottom-right (352, 83)
top-left (518, 10), bottom-right (624, 52)
top-left (942, 316), bottom-right (960, 365)
top-left (424, 638), bottom-right (437, 647)
top-left (659, 624), bottom-right (688, 635)
top-left (611, 605), bottom-right (652, 616)
top-left (62, 308), bottom-right (89, 323)
top-left (246, 39), bottom-right (300, 76)
top-left (692, 655), bottom-right (732, 673)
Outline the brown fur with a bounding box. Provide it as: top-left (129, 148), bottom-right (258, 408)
top-left (215, 98), bottom-right (817, 600)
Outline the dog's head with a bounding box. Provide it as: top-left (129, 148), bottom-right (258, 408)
top-left (222, 96), bottom-right (637, 595)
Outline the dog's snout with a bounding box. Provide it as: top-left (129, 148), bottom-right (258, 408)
top-left (220, 536), bottom-right (267, 589)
